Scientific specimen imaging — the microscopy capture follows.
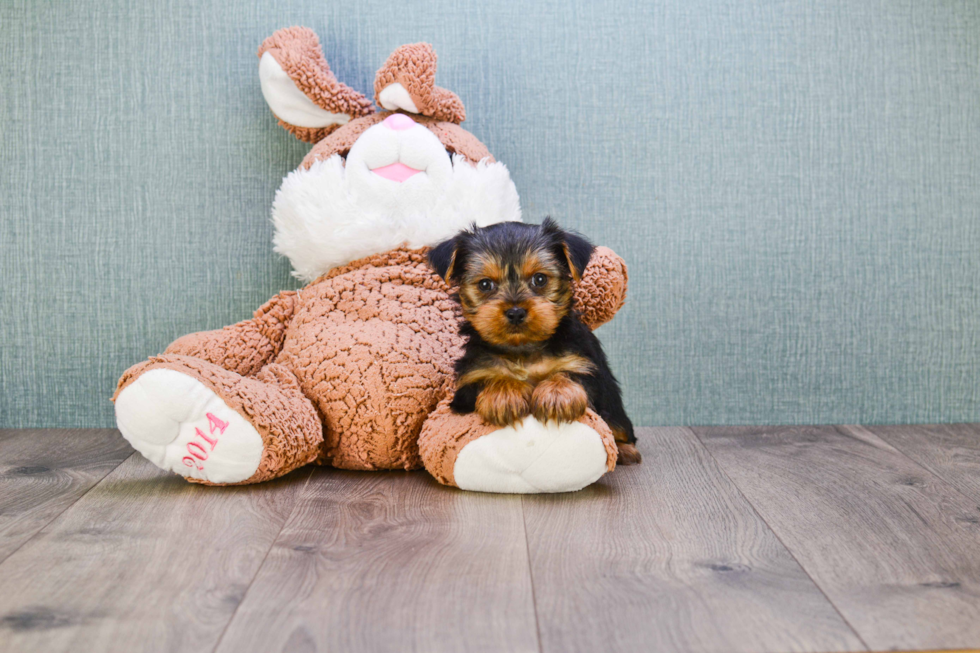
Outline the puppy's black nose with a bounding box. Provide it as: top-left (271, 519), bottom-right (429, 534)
top-left (505, 307), bottom-right (527, 325)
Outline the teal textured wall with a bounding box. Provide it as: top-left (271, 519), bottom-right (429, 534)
top-left (2, 0), bottom-right (979, 428)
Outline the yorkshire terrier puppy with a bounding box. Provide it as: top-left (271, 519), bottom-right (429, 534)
top-left (428, 218), bottom-right (640, 464)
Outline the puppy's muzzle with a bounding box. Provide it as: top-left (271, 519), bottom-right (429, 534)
top-left (505, 307), bottom-right (527, 325)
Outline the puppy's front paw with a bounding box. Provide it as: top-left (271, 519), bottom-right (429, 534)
top-left (476, 379), bottom-right (532, 427)
top-left (531, 374), bottom-right (588, 424)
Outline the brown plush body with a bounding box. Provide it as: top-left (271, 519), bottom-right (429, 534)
top-left (115, 247), bottom-right (628, 484)
top-left (112, 26), bottom-right (632, 490)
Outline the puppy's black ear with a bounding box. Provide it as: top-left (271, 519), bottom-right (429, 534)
top-left (428, 236), bottom-right (462, 283)
top-left (543, 217), bottom-right (594, 281)
top-left (562, 231), bottom-right (595, 281)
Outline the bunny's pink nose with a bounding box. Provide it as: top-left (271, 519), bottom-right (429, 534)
top-left (383, 113), bottom-right (416, 131)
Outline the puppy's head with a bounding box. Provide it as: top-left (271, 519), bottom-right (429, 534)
top-left (429, 218), bottom-right (594, 348)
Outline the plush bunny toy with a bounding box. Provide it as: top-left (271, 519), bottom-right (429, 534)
top-left (112, 27), bottom-right (629, 493)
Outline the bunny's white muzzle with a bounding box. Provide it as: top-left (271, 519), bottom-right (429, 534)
top-left (345, 113), bottom-right (455, 199)
top-left (270, 119), bottom-right (523, 283)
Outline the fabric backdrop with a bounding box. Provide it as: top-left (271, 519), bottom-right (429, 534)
top-left (2, 0), bottom-right (978, 428)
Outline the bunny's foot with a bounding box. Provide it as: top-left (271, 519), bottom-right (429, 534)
top-left (419, 397), bottom-right (618, 493)
top-left (113, 356), bottom-right (322, 485)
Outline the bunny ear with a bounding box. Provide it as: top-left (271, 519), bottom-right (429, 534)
top-left (258, 27), bottom-right (374, 143)
top-left (374, 43), bottom-right (466, 124)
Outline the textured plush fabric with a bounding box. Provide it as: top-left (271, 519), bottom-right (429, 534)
top-left (418, 397), bottom-right (618, 487)
top-left (108, 22), bottom-right (636, 488)
top-left (114, 246), bottom-right (627, 483)
top-left (374, 43), bottom-right (466, 124)
top-left (259, 30), bottom-right (484, 163)
top-left (573, 247), bottom-right (628, 330)
top-left (114, 356), bottom-right (323, 484)
top-left (4, 0), bottom-right (980, 429)
top-left (257, 27), bottom-right (374, 142)
top-left (164, 292), bottom-right (299, 377)
top-left (283, 248), bottom-right (462, 470)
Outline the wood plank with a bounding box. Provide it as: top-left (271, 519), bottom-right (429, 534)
top-left (522, 427), bottom-right (863, 653)
top-left (0, 455), bottom-right (311, 653)
top-left (695, 424), bottom-right (980, 652)
top-left (216, 469), bottom-right (539, 653)
top-left (0, 429), bottom-right (133, 561)
top-left (868, 423), bottom-right (980, 505)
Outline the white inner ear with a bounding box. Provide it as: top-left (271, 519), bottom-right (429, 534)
top-left (377, 82), bottom-right (419, 114)
top-left (258, 52), bottom-right (351, 129)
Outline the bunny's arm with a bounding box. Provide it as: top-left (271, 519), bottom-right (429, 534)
top-left (163, 291), bottom-right (298, 377)
top-left (574, 246), bottom-right (628, 330)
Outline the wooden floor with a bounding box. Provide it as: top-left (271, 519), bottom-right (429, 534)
top-left (1, 426), bottom-right (979, 653)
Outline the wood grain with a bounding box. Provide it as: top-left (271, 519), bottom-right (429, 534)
top-left (695, 424), bottom-right (980, 651)
top-left (4, 426), bottom-right (980, 653)
top-left (0, 429), bottom-right (132, 562)
top-left (867, 423), bottom-right (980, 505)
top-left (522, 427), bottom-right (863, 653)
top-left (216, 468), bottom-right (539, 653)
top-left (0, 454), bottom-right (311, 653)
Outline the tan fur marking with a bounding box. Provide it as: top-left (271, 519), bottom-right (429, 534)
top-left (531, 373), bottom-right (589, 423)
top-left (516, 297), bottom-right (562, 345)
top-left (463, 252), bottom-right (503, 282)
top-left (616, 442), bottom-right (642, 465)
top-left (520, 253), bottom-right (546, 280)
top-left (443, 248), bottom-right (458, 282)
top-left (459, 255), bottom-right (504, 317)
top-left (469, 299), bottom-right (525, 347)
top-left (562, 242), bottom-right (582, 281)
top-left (475, 377), bottom-right (532, 427)
top-left (611, 425), bottom-right (642, 464)
top-left (458, 353), bottom-right (594, 390)
top-left (458, 361), bottom-right (518, 388)
top-left (525, 354), bottom-right (595, 381)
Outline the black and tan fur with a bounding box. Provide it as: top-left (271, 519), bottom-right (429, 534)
top-left (429, 219), bottom-right (640, 464)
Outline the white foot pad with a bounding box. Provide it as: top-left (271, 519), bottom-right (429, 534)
top-left (453, 418), bottom-right (608, 493)
top-left (114, 369), bottom-right (263, 484)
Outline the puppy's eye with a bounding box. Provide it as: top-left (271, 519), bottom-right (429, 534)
top-left (530, 273), bottom-right (548, 288)
top-left (478, 279), bottom-right (496, 292)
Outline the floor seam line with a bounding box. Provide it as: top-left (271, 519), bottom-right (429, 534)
top-left (209, 467), bottom-right (316, 653)
top-left (0, 449), bottom-right (136, 567)
top-left (685, 426), bottom-right (872, 653)
top-left (521, 496), bottom-right (545, 653)
top-left (846, 424), bottom-right (980, 508)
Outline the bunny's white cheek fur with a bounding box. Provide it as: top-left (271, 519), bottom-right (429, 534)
top-left (271, 148), bottom-right (522, 282)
